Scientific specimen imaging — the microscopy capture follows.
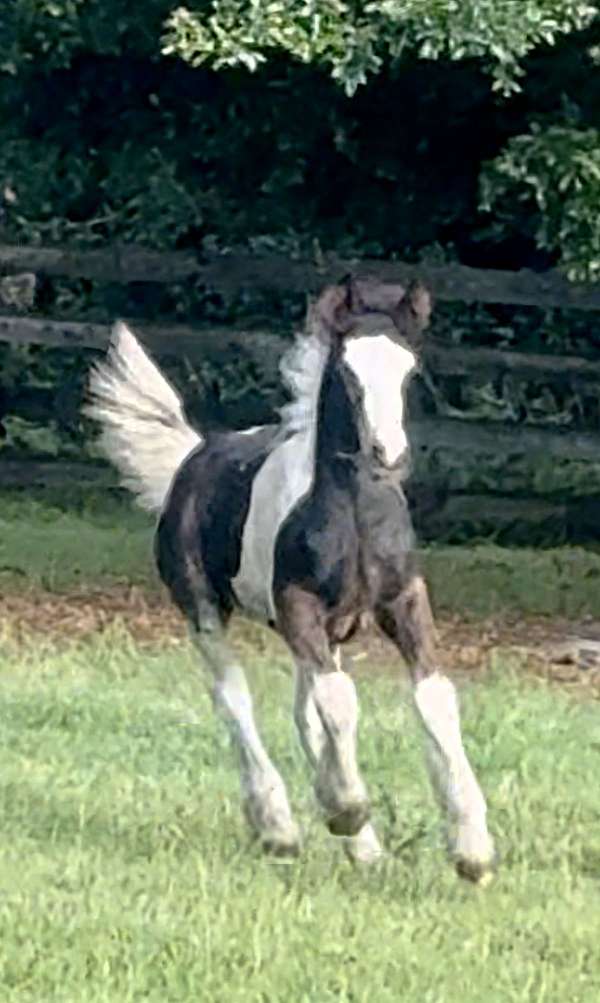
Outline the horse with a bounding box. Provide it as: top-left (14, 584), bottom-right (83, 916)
top-left (85, 276), bottom-right (495, 884)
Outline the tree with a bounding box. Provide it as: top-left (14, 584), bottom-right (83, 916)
top-left (481, 122), bottom-right (600, 282)
top-left (163, 1), bottom-right (596, 96)
top-left (1, 2), bottom-right (599, 278)
top-left (163, 0), bottom-right (600, 280)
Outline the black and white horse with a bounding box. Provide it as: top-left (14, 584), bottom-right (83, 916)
top-left (86, 277), bottom-right (495, 883)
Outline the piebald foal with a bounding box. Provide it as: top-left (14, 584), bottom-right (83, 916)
top-left (86, 277), bottom-right (495, 883)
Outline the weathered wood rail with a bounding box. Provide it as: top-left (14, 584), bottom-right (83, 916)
top-left (3, 315), bottom-right (600, 384)
top-left (2, 241), bottom-right (600, 309)
top-left (1, 240), bottom-right (600, 542)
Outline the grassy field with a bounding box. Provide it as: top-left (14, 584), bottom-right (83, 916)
top-left (1, 634), bottom-right (600, 1002)
top-left (2, 489), bottom-right (600, 1000)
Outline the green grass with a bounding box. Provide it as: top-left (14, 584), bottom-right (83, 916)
top-left (0, 491), bottom-right (156, 592)
top-left (3, 488), bottom-right (600, 617)
top-left (1, 631), bottom-right (600, 1001)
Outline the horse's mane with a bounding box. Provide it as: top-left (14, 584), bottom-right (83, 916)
top-left (278, 308), bottom-right (329, 436)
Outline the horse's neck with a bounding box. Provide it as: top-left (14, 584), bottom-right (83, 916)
top-left (314, 356), bottom-right (365, 478)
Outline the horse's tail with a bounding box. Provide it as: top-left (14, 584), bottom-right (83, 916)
top-left (85, 321), bottom-right (202, 513)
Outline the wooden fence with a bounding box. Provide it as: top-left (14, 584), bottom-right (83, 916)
top-left (2, 241), bottom-right (600, 540)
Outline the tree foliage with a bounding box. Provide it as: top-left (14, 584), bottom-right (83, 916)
top-left (481, 124), bottom-right (600, 282)
top-left (0, 1), bottom-right (598, 279)
top-left (163, 0), bottom-right (596, 95)
top-left (2, 0), bottom-right (600, 489)
top-left (161, 1), bottom-right (600, 280)
top-left (0, 1), bottom-right (171, 72)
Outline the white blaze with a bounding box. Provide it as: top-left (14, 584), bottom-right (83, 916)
top-left (343, 334), bottom-right (416, 467)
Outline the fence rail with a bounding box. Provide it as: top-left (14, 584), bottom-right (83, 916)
top-left (2, 240), bottom-right (600, 309)
top-left (0, 315), bottom-right (286, 373)
top-left (3, 314), bottom-right (600, 384)
top-left (2, 240), bottom-right (600, 541)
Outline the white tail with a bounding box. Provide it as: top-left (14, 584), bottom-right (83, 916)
top-left (85, 321), bottom-right (202, 513)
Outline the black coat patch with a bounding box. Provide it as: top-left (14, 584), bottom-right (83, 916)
top-left (155, 426), bottom-right (278, 624)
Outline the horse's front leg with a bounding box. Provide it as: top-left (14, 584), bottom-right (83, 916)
top-left (191, 605), bottom-right (300, 857)
top-left (277, 586), bottom-right (371, 842)
top-left (292, 647), bottom-right (383, 863)
top-left (376, 574), bottom-right (496, 884)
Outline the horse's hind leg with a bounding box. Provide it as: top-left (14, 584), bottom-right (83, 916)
top-left (191, 602), bottom-right (300, 856)
top-left (277, 586), bottom-right (370, 842)
top-left (376, 575), bottom-right (495, 884)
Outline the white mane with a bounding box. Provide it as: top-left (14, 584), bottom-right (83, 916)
top-left (278, 313), bottom-right (329, 436)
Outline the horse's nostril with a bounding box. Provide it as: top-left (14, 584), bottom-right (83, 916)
top-left (373, 443), bottom-right (386, 465)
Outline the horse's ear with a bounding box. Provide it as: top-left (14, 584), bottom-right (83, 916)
top-left (407, 281), bottom-right (432, 325)
top-left (313, 281), bottom-right (356, 336)
top-left (395, 280), bottom-right (432, 345)
top-left (341, 274), bottom-right (367, 314)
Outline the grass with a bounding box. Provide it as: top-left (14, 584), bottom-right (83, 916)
top-left (0, 491), bottom-right (156, 592)
top-left (2, 487), bottom-right (600, 998)
top-left (3, 488), bottom-right (600, 617)
top-left (1, 631), bottom-right (600, 1001)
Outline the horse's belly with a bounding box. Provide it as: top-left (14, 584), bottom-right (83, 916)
top-left (232, 430), bottom-right (313, 621)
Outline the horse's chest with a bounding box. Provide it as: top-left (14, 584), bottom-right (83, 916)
top-left (354, 472), bottom-right (416, 600)
top-left (232, 438), bottom-right (416, 624)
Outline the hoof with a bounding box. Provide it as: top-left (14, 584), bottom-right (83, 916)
top-left (345, 844), bottom-right (386, 866)
top-left (326, 800), bottom-right (371, 838)
top-left (343, 823), bottom-right (385, 865)
top-left (243, 791), bottom-right (300, 858)
top-left (260, 828), bottom-right (302, 858)
top-left (455, 855), bottom-right (496, 886)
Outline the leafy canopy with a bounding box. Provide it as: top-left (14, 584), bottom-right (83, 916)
top-left (163, 0), bottom-right (597, 95)
top-left (481, 124), bottom-right (600, 283)
top-left (162, 2), bottom-right (600, 280)
top-left (1, 1), bottom-right (600, 280)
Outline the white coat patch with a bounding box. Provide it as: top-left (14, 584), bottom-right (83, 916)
top-left (232, 332), bottom-right (328, 621)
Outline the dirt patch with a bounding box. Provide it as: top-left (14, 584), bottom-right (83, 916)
top-left (1, 584), bottom-right (600, 696)
top-left (0, 585), bottom-right (183, 645)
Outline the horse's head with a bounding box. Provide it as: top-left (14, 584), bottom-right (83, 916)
top-left (311, 275), bottom-right (432, 468)
top-left (313, 275), bottom-right (432, 355)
